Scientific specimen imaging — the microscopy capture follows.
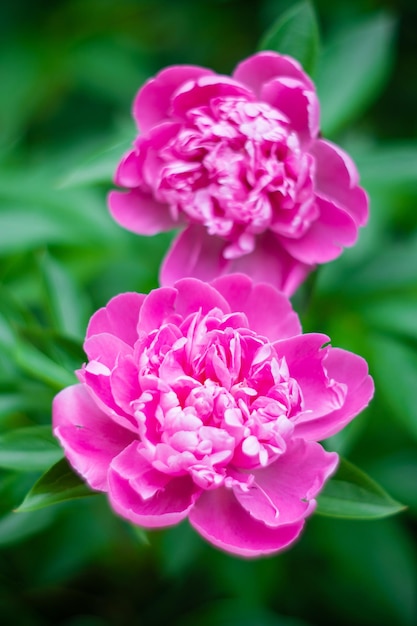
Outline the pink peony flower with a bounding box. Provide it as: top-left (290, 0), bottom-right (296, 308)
top-left (53, 275), bottom-right (374, 557)
top-left (108, 52), bottom-right (368, 295)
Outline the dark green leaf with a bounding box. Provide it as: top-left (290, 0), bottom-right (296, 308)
top-left (316, 457), bottom-right (405, 519)
top-left (58, 138), bottom-right (133, 188)
top-left (369, 334), bottom-right (417, 442)
top-left (0, 425), bottom-right (63, 471)
top-left (16, 457), bottom-right (98, 512)
top-left (14, 340), bottom-right (77, 390)
top-left (37, 250), bottom-right (89, 339)
top-left (316, 12), bottom-right (396, 136)
top-left (353, 142), bottom-right (417, 189)
top-left (0, 508), bottom-right (56, 546)
top-left (258, 1), bottom-right (319, 76)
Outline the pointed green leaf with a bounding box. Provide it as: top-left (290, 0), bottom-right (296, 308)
top-left (316, 12), bottom-right (396, 136)
top-left (58, 138), bottom-right (132, 188)
top-left (369, 334), bottom-right (417, 442)
top-left (316, 457), bottom-right (405, 519)
top-left (0, 425), bottom-right (63, 471)
top-left (37, 250), bottom-right (89, 339)
top-left (14, 340), bottom-right (77, 390)
top-left (258, 1), bottom-right (319, 76)
top-left (16, 457), bottom-right (98, 512)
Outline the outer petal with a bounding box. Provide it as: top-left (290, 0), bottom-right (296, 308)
top-left (133, 65), bottom-right (215, 131)
top-left (108, 442), bottom-right (200, 528)
top-left (160, 225), bottom-right (228, 285)
top-left (160, 226), bottom-right (312, 297)
top-left (171, 75), bottom-right (254, 119)
top-left (233, 51), bottom-right (314, 96)
top-left (261, 78), bottom-right (319, 143)
top-left (273, 333), bottom-right (348, 428)
top-left (311, 139), bottom-right (369, 226)
top-left (189, 487), bottom-right (304, 557)
top-left (83, 333), bottom-right (132, 368)
top-left (294, 348), bottom-right (374, 440)
top-left (233, 439), bottom-right (338, 527)
top-left (174, 277), bottom-right (231, 317)
top-left (211, 274), bottom-right (301, 340)
top-left (108, 189), bottom-right (176, 235)
top-left (279, 196), bottom-right (359, 264)
top-left (86, 292), bottom-right (145, 346)
top-left (138, 287), bottom-right (178, 333)
top-left (53, 385), bottom-right (136, 491)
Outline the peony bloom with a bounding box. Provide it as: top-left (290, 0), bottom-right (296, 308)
top-left (53, 275), bottom-right (374, 557)
top-left (108, 52), bottom-right (368, 295)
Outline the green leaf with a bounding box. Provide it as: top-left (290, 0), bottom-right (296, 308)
top-left (0, 508), bottom-right (56, 547)
top-left (0, 425), bottom-right (63, 472)
top-left (369, 334), bottom-right (417, 442)
top-left (258, 0), bottom-right (319, 76)
top-left (316, 12), bottom-right (396, 136)
top-left (37, 250), bottom-right (89, 339)
top-left (352, 142), bottom-right (417, 190)
top-left (14, 340), bottom-right (77, 390)
top-left (360, 297), bottom-right (417, 342)
top-left (58, 138), bottom-right (133, 189)
top-left (16, 457), bottom-right (98, 513)
top-left (342, 232), bottom-right (417, 294)
top-left (316, 457), bottom-right (405, 519)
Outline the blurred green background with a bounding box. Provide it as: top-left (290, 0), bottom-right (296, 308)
top-left (1, 0), bottom-right (417, 624)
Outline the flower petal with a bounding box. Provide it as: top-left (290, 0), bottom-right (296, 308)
top-left (171, 75), bottom-right (254, 119)
top-left (233, 51), bottom-right (314, 96)
top-left (108, 442), bottom-right (200, 528)
top-left (133, 65), bottom-right (215, 132)
top-left (279, 196), bottom-right (359, 264)
top-left (53, 385), bottom-right (136, 491)
top-left (311, 139), bottom-right (369, 226)
top-left (108, 189), bottom-right (175, 235)
top-left (189, 487), bottom-right (304, 557)
top-left (211, 274), bottom-right (301, 340)
top-left (261, 78), bottom-right (319, 143)
top-left (86, 292), bottom-right (145, 346)
top-left (233, 439), bottom-right (338, 527)
top-left (160, 227), bottom-right (311, 297)
top-left (294, 348), bottom-right (374, 440)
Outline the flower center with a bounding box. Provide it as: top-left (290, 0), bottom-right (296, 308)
top-left (155, 96), bottom-right (318, 258)
top-left (132, 309), bottom-right (303, 490)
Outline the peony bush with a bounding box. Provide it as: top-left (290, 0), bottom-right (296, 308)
top-left (109, 52), bottom-right (369, 295)
top-left (53, 275), bottom-right (374, 557)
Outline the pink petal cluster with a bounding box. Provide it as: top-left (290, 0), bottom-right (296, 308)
top-left (53, 275), bottom-right (374, 557)
top-left (109, 52), bottom-right (368, 295)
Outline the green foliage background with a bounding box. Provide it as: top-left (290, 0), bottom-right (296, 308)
top-left (1, 1), bottom-right (417, 624)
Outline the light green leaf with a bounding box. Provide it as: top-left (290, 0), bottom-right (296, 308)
top-left (17, 458), bottom-right (98, 512)
top-left (316, 12), bottom-right (396, 136)
top-left (0, 425), bottom-right (63, 472)
top-left (258, 0), bottom-right (319, 76)
top-left (316, 457), bottom-right (405, 519)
